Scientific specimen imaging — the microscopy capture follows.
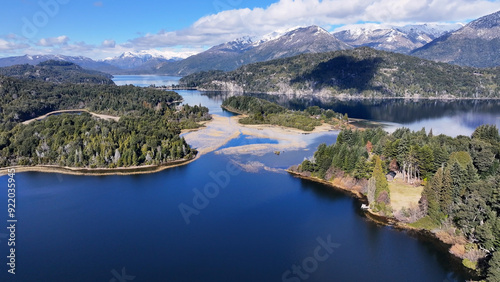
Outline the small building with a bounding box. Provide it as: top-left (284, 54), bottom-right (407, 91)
top-left (386, 171), bottom-right (397, 182)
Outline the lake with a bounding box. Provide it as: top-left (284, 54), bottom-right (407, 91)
top-left (2, 75), bottom-right (499, 281)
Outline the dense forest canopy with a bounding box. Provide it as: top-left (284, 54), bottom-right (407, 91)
top-left (295, 125), bottom-right (500, 280)
top-left (221, 96), bottom-right (348, 131)
top-left (181, 47), bottom-right (500, 98)
top-left (0, 67), bottom-right (211, 169)
top-left (0, 74), bottom-right (184, 123)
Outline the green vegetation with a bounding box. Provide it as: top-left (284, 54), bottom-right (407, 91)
top-left (0, 60), bottom-right (114, 85)
top-left (408, 216), bottom-right (439, 230)
top-left (293, 124), bottom-right (500, 278)
top-left (371, 155), bottom-right (391, 214)
top-left (221, 96), bottom-right (347, 131)
top-left (0, 71), bottom-right (211, 169)
top-left (0, 75), bottom-right (184, 122)
top-left (180, 47), bottom-right (500, 98)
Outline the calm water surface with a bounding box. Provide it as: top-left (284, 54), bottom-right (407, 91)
top-left (1, 76), bottom-right (497, 281)
top-left (207, 92), bottom-right (500, 137)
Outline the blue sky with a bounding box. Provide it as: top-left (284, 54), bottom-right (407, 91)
top-left (1, 0), bottom-right (500, 59)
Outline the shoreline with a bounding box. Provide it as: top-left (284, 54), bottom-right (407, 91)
top-left (198, 89), bottom-right (500, 100)
top-left (285, 169), bottom-right (479, 277)
top-left (0, 157), bottom-right (198, 177)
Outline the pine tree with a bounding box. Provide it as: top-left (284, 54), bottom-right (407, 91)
top-left (450, 162), bottom-right (464, 202)
top-left (487, 251), bottom-right (500, 282)
top-left (426, 167), bottom-right (443, 221)
top-left (372, 155), bottom-right (390, 207)
top-left (441, 168), bottom-right (454, 215)
top-left (418, 145), bottom-right (435, 178)
top-left (367, 177), bottom-right (376, 207)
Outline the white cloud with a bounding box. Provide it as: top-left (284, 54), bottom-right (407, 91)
top-left (129, 0), bottom-right (500, 48)
top-left (101, 39), bottom-right (116, 48)
top-left (2, 0), bottom-right (500, 59)
top-left (37, 35), bottom-right (70, 47)
top-left (0, 39), bottom-right (29, 51)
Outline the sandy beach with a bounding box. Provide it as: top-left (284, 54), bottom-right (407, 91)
top-left (183, 114), bottom-right (339, 157)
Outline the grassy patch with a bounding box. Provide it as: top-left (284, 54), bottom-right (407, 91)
top-left (462, 258), bottom-right (477, 270)
top-left (389, 179), bottom-right (423, 213)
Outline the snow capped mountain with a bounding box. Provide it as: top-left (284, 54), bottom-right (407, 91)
top-left (397, 23), bottom-right (464, 39)
top-left (157, 25), bottom-right (351, 76)
top-left (411, 10), bottom-right (500, 67)
top-left (103, 49), bottom-right (199, 70)
top-left (254, 26), bottom-right (302, 45)
top-left (211, 36), bottom-right (256, 53)
top-left (333, 23), bottom-right (461, 54)
top-left (114, 49), bottom-right (198, 60)
top-left (245, 25), bottom-right (351, 61)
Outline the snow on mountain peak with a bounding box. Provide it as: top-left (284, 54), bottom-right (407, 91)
top-left (109, 49), bottom-right (199, 62)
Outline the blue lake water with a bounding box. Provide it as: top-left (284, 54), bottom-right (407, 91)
top-left (1, 76), bottom-right (498, 281)
top-left (113, 75), bottom-right (182, 87)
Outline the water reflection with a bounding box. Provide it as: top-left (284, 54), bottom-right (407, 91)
top-left (113, 75), bottom-right (181, 87)
top-left (202, 92), bottom-right (500, 137)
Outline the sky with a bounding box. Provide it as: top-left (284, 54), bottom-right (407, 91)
top-left (1, 0), bottom-right (500, 60)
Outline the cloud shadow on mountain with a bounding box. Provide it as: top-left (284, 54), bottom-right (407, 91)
top-left (291, 55), bottom-right (383, 92)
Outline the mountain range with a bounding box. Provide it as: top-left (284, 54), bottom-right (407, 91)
top-left (0, 10), bottom-right (499, 74)
top-left (333, 23), bottom-right (462, 54)
top-left (411, 10), bottom-right (500, 67)
top-left (156, 26), bottom-right (352, 76)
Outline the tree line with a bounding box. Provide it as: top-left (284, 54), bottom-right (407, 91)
top-left (295, 125), bottom-right (500, 280)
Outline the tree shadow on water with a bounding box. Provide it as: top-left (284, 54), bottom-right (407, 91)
top-left (292, 55), bottom-right (383, 92)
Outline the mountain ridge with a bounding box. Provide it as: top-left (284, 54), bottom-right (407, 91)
top-left (156, 25), bottom-right (352, 76)
top-left (411, 10), bottom-right (500, 67)
top-left (333, 23), bottom-right (462, 54)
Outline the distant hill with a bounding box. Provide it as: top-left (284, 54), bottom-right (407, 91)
top-left (180, 47), bottom-right (500, 98)
top-left (0, 60), bottom-right (114, 85)
top-left (0, 52), bottom-right (193, 74)
top-left (157, 26), bottom-right (352, 76)
top-left (411, 10), bottom-right (500, 67)
top-left (334, 23), bottom-right (461, 54)
top-left (0, 54), bottom-right (120, 73)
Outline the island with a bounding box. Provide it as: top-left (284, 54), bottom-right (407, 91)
top-left (221, 95), bottom-right (350, 131)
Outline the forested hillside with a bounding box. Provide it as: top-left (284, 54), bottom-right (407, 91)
top-left (292, 125), bottom-right (500, 280)
top-left (0, 60), bottom-right (114, 85)
top-left (0, 74), bottom-right (211, 169)
top-left (222, 96), bottom-right (348, 131)
top-left (181, 47), bottom-right (500, 98)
